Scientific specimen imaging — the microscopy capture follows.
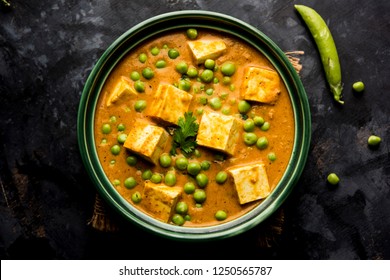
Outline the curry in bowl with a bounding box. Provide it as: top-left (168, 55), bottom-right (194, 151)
top-left (94, 28), bottom-right (294, 227)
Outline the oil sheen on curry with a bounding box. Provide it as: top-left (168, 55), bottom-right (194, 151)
top-left (94, 28), bottom-right (294, 227)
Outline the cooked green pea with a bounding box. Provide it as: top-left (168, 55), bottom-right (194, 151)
top-left (209, 97), bottom-right (222, 110)
top-left (222, 76), bottom-right (231, 85)
top-left (117, 123), bottom-right (125, 131)
top-left (159, 153), bottom-right (172, 168)
top-left (142, 169), bottom-right (153, 180)
top-left (200, 69), bottom-right (214, 83)
top-left (196, 173), bottom-right (209, 188)
top-left (221, 106), bottom-right (231, 115)
top-left (142, 67), bottom-right (154, 79)
top-left (184, 182), bottom-right (196, 194)
top-left (198, 96), bottom-right (208, 105)
top-left (215, 171), bottom-right (228, 184)
top-left (175, 157), bottom-right (189, 170)
top-left (168, 48), bottom-right (180, 59)
top-left (243, 132), bottom-right (258, 146)
top-left (352, 81), bottom-right (365, 92)
top-left (327, 173), bottom-right (339, 185)
top-left (213, 77), bottom-right (219, 84)
top-left (117, 133), bottom-right (127, 144)
top-left (261, 121), bottom-right (270, 131)
top-left (172, 214), bottom-right (185, 226)
top-left (134, 100), bottom-right (147, 112)
top-left (268, 152), bottom-right (277, 161)
top-left (243, 119), bottom-right (255, 132)
top-left (109, 116), bottom-right (117, 123)
top-left (162, 44), bottom-right (168, 49)
top-left (221, 62), bottom-right (236, 76)
top-left (253, 116), bottom-right (265, 126)
top-left (186, 67), bottom-right (198, 78)
top-left (175, 201), bottom-right (188, 215)
top-left (204, 59), bottom-right (215, 69)
top-left (134, 80), bottom-right (145, 93)
top-left (367, 135), bottom-right (381, 146)
top-left (187, 162), bottom-right (201, 176)
top-left (110, 144), bottom-right (121, 155)
top-left (215, 210), bottom-right (227, 221)
top-left (113, 179), bottom-right (120, 186)
top-left (131, 191), bottom-right (142, 203)
top-left (101, 139), bottom-right (107, 144)
top-left (155, 60), bottom-right (167, 68)
top-left (193, 189), bottom-right (206, 203)
top-left (101, 123), bottom-right (111, 134)
top-left (178, 79), bottom-right (191, 91)
top-left (256, 136), bottom-right (268, 150)
top-left (238, 100), bottom-right (251, 114)
top-left (200, 160), bottom-right (211, 170)
top-left (184, 214), bottom-right (191, 221)
top-left (194, 149), bottom-right (201, 158)
top-left (139, 53), bottom-right (147, 63)
top-left (150, 173), bottom-right (162, 184)
top-left (205, 88), bottom-right (214, 96)
top-left (164, 172), bottom-right (177, 186)
top-left (124, 177), bottom-right (137, 189)
top-left (130, 71), bottom-right (140, 81)
top-left (150, 46), bottom-right (159, 56)
top-left (126, 156), bottom-right (137, 166)
top-left (175, 61), bottom-right (188, 74)
top-left (186, 28), bottom-right (198, 39)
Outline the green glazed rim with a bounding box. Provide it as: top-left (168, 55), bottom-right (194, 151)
top-left (77, 10), bottom-right (311, 241)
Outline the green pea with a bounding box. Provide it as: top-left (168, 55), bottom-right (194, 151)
top-left (184, 214), bottom-right (191, 221)
top-left (159, 153), bottom-right (172, 168)
top-left (198, 96), bottom-right (208, 105)
top-left (150, 46), bottom-right (160, 56)
top-left (222, 76), bottom-right (231, 85)
top-left (134, 80), bottom-right (145, 93)
top-left (327, 173), bottom-right (340, 185)
top-left (186, 28), bottom-right (198, 39)
top-left (168, 48), bottom-right (180, 59)
top-left (117, 123), bottom-right (125, 131)
top-left (130, 71), bottom-right (140, 81)
top-left (204, 59), bottom-right (215, 69)
top-left (142, 169), bottom-right (153, 180)
top-left (215, 210), bottom-right (227, 221)
top-left (131, 191), bottom-right (142, 203)
top-left (163, 44), bottom-right (168, 49)
top-left (196, 173), bottom-right (209, 188)
top-left (101, 123), bottom-right (111, 134)
top-left (187, 162), bottom-right (201, 176)
top-left (253, 116), bottom-right (265, 126)
top-left (243, 132), bottom-right (258, 146)
top-left (367, 135), bottom-right (381, 146)
top-left (221, 62), bottom-right (236, 76)
top-left (215, 171), bottom-right (228, 184)
top-left (109, 116), bottom-right (117, 123)
top-left (201, 160), bottom-right (211, 170)
top-left (113, 179), bottom-right (120, 186)
top-left (164, 172), bottom-right (177, 186)
top-left (175, 157), bottom-right (189, 170)
top-left (196, 108), bottom-right (204, 115)
top-left (194, 149), bottom-right (201, 158)
top-left (178, 79), bottom-right (191, 91)
top-left (205, 88), bottom-right (214, 96)
top-left (175, 61), bottom-right (188, 74)
top-left (193, 189), bottom-right (206, 203)
top-left (134, 100), bottom-right (147, 112)
top-left (150, 173), bottom-right (163, 184)
top-left (238, 100), bottom-right (251, 114)
top-left (200, 69), bottom-right (214, 83)
top-left (186, 67), bottom-right (198, 78)
top-left (268, 152), bottom-right (277, 161)
top-left (209, 97), bottom-right (222, 110)
top-left (142, 67), bottom-right (154, 79)
top-left (110, 144), bottom-right (121, 155)
top-left (101, 139), bottom-right (107, 144)
top-left (126, 156), bottom-right (137, 166)
top-left (243, 119), bottom-right (255, 132)
top-left (155, 60), bottom-right (167, 68)
top-left (175, 201), bottom-right (188, 215)
top-left (117, 133), bottom-right (127, 144)
top-left (213, 77), bottom-right (219, 84)
top-left (172, 214), bottom-right (185, 226)
top-left (138, 53), bottom-right (147, 63)
top-left (352, 81), bottom-right (365, 92)
top-left (256, 136), bottom-right (269, 150)
top-left (261, 121), bottom-right (270, 131)
top-left (184, 182), bottom-right (196, 194)
top-left (221, 106), bottom-right (231, 115)
top-left (124, 177), bottom-right (137, 189)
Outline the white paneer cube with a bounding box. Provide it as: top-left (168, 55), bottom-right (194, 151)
top-left (106, 76), bottom-right (137, 107)
top-left (227, 162), bottom-right (271, 204)
top-left (187, 40), bottom-right (226, 64)
top-left (142, 181), bottom-right (182, 222)
top-left (146, 84), bottom-right (193, 125)
top-left (123, 121), bottom-right (168, 165)
top-left (241, 67), bottom-right (281, 104)
top-left (196, 111), bottom-right (241, 156)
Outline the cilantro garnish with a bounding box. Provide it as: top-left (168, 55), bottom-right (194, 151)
top-left (170, 112), bottom-right (199, 156)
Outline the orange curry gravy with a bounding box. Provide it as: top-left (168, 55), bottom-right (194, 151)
top-left (94, 29), bottom-right (294, 227)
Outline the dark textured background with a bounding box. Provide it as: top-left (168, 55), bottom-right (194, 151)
top-left (1, 0), bottom-right (389, 260)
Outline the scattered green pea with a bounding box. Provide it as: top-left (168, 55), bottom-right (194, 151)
top-left (134, 100), bottom-right (147, 112)
top-left (109, 116), bottom-right (117, 123)
top-left (205, 88), bottom-right (214, 96)
top-left (131, 191), bottom-right (142, 203)
top-left (159, 153), bottom-right (172, 168)
top-left (204, 59), bottom-right (215, 69)
top-left (186, 67), bottom-right (198, 78)
top-left (201, 160), bottom-right (211, 170)
top-left (124, 177), bottom-right (137, 189)
top-left (215, 210), bottom-right (227, 221)
top-left (253, 116), bottom-right (265, 126)
top-left (352, 81), bottom-right (365, 92)
top-left (238, 100), bottom-right (251, 114)
top-left (243, 119), bottom-right (255, 132)
top-left (186, 28), bottom-right (198, 39)
top-left (196, 173), bottom-right (209, 188)
top-left (193, 189), bottom-right (206, 203)
top-left (175, 156), bottom-right (189, 170)
top-left (215, 171), bottom-right (228, 184)
top-left (175, 201), bottom-right (188, 215)
top-left (126, 156), bottom-right (137, 166)
top-left (113, 179), bottom-right (120, 186)
top-left (200, 69), bottom-right (214, 83)
top-left (178, 79), bottom-right (191, 91)
top-left (256, 136), bottom-right (268, 150)
top-left (187, 162), bottom-right (201, 176)
top-left (117, 123), bottom-right (125, 131)
top-left (134, 80), bottom-right (145, 93)
top-left (110, 144), bottom-right (121, 155)
top-left (213, 77), bottom-right (219, 84)
top-left (172, 214), bottom-right (185, 226)
top-left (184, 215), bottom-right (191, 221)
top-left (117, 133), bottom-right (127, 144)
top-left (142, 169), bottom-right (153, 180)
top-left (243, 132), bottom-right (258, 146)
top-left (150, 46), bottom-right (160, 56)
top-left (109, 159), bottom-right (115, 165)
top-left (221, 62), bottom-right (236, 76)
top-left (222, 76), bottom-right (231, 85)
top-left (168, 48), bottom-right (180, 59)
top-left (139, 53), bottom-right (147, 63)
top-left (164, 172), bottom-right (177, 186)
top-left (221, 106), bottom-right (231, 115)
top-left (261, 121), bottom-right (270, 131)
top-left (184, 182), bottom-right (196, 194)
top-left (155, 60), bottom-right (167, 68)
top-left (209, 97), bottom-right (222, 110)
top-left (194, 149), bottom-right (201, 158)
top-left (367, 135), bottom-right (381, 147)
top-left (101, 123), bottom-right (111, 134)
top-left (198, 96), bottom-right (208, 105)
top-left (268, 152), bottom-right (277, 161)
top-left (175, 61), bottom-right (188, 74)
top-left (130, 71), bottom-right (140, 81)
top-left (142, 67), bottom-right (154, 79)
top-left (150, 173), bottom-right (163, 184)
top-left (327, 173), bottom-right (340, 185)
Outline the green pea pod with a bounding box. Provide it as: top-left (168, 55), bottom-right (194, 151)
top-left (295, 4), bottom-right (344, 104)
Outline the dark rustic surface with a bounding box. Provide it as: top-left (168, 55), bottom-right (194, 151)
top-left (1, 0), bottom-right (389, 260)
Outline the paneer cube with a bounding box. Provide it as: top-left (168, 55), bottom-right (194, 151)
top-left (187, 40), bottom-right (226, 64)
top-left (227, 162), bottom-right (271, 204)
top-left (123, 121), bottom-right (168, 165)
top-left (142, 181), bottom-right (183, 222)
top-left (240, 67), bottom-right (281, 104)
top-left (197, 111), bottom-right (241, 156)
top-left (146, 84), bottom-right (193, 125)
top-left (106, 76), bottom-right (137, 107)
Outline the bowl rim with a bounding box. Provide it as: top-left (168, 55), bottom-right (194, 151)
top-left (77, 10), bottom-right (311, 241)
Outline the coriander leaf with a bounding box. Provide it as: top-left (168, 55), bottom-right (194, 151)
top-left (171, 112), bottom-right (198, 156)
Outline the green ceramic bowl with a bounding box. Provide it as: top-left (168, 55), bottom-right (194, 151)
top-left (77, 10), bottom-right (311, 241)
